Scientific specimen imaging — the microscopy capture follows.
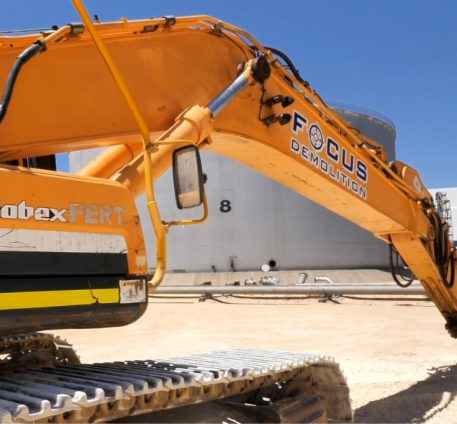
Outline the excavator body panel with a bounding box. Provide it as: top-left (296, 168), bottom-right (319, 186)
top-left (0, 165), bottom-right (148, 335)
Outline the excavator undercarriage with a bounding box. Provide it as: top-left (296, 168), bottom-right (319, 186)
top-left (0, 334), bottom-right (351, 423)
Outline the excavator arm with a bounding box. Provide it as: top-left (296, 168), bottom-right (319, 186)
top-left (0, 8), bottom-right (455, 338)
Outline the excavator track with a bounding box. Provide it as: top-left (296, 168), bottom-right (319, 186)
top-left (0, 335), bottom-right (352, 423)
top-left (0, 333), bottom-right (80, 371)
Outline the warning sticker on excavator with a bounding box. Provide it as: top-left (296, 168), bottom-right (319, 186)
top-left (119, 279), bottom-right (147, 304)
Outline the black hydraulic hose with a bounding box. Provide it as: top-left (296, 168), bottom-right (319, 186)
top-left (263, 46), bottom-right (309, 87)
top-left (430, 212), bottom-right (455, 288)
top-left (447, 250), bottom-right (456, 288)
top-left (389, 211), bottom-right (456, 290)
top-left (0, 41), bottom-right (45, 124)
top-left (389, 244), bottom-right (414, 288)
top-left (249, 44), bottom-right (310, 88)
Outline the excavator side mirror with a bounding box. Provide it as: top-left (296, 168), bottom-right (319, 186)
top-left (172, 145), bottom-right (205, 209)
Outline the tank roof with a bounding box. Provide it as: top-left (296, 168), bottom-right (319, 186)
top-left (329, 101), bottom-right (396, 137)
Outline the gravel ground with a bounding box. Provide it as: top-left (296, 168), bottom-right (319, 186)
top-left (57, 295), bottom-right (457, 423)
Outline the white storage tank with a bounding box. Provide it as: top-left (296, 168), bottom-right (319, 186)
top-left (70, 103), bottom-right (397, 272)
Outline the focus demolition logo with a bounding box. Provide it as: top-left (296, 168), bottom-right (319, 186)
top-left (308, 124), bottom-right (325, 151)
top-left (290, 111), bottom-right (368, 200)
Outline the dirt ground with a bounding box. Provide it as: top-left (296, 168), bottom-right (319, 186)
top-left (57, 295), bottom-right (457, 423)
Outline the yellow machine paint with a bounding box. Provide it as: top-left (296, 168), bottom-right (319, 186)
top-left (0, 4), bottom-right (456, 337)
top-left (0, 288), bottom-right (118, 310)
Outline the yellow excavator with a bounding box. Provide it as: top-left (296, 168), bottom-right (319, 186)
top-left (0, 1), bottom-right (454, 422)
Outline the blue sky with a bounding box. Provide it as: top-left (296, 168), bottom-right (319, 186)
top-left (1, 0), bottom-right (456, 188)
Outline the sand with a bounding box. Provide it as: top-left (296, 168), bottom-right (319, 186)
top-left (56, 295), bottom-right (457, 423)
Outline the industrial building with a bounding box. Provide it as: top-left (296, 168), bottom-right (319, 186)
top-left (430, 187), bottom-right (457, 246)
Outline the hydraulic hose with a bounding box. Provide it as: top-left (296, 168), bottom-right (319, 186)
top-left (389, 244), bottom-right (414, 288)
top-left (262, 46), bottom-right (309, 87)
top-left (0, 41), bottom-right (45, 124)
top-left (430, 212), bottom-right (455, 288)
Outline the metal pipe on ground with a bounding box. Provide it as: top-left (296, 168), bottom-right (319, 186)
top-left (152, 284), bottom-right (427, 296)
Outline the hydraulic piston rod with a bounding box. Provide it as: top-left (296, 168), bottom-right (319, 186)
top-left (208, 56), bottom-right (270, 116)
top-left (208, 73), bottom-right (251, 117)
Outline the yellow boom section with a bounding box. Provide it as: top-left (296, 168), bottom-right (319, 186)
top-left (0, 16), bottom-right (456, 332)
